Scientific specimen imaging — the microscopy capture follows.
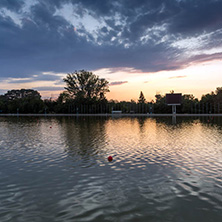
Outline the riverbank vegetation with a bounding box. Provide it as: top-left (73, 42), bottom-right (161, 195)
top-left (0, 70), bottom-right (222, 114)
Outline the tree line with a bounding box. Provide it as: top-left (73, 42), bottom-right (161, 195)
top-left (0, 70), bottom-right (222, 114)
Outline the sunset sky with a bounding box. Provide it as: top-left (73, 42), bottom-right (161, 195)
top-left (1, 0), bottom-right (222, 101)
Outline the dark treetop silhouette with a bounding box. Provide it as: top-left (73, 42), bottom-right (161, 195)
top-left (63, 70), bottom-right (110, 102)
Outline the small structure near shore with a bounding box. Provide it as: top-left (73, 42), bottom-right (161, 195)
top-left (112, 110), bottom-right (122, 114)
top-left (166, 93), bottom-right (182, 115)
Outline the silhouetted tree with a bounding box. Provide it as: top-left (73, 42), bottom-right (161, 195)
top-left (5, 89), bottom-right (41, 100)
top-left (200, 87), bottom-right (222, 113)
top-left (63, 70), bottom-right (109, 102)
top-left (200, 91), bottom-right (215, 104)
top-left (214, 87), bottom-right (222, 103)
top-left (0, 95), bottom-right (7, 113)
top-left (3, 89), bottom-right (44, 113)
top-left (57, 91), bottom-right (72, 104)
top-left (138, 91), bottom-right (146, 103)
top-left (182, 94), bottom-right (198, 113)
top-left (154, 93), bottom-right (170, 113)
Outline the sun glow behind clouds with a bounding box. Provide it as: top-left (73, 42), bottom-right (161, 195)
top-left (0, 60), bottom-right (221, 101)
top-left (1, 1), bottom-right (222, 101)
top-left (95, 60), bottom-right (222, 102)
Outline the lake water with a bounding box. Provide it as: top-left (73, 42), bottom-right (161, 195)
top-left (0, 116), bottom-right (222, 222)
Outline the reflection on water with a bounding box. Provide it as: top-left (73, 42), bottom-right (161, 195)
top-left (61, 117), bottom-right (108, 161)
top-left (0, 117), bottom-right (222, 222)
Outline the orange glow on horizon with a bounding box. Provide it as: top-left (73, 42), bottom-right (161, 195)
top-left (0, 60), bottom-right (221, 101)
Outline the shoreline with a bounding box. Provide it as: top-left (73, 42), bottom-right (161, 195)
top-left (1, 113), bottom-right (222, 117)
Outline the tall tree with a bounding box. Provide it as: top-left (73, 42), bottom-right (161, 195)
top-left (200, 91), bottom-right (215, 104)
top-left (138, 91), bottom-right (146, 103)
top-left (215, 87), bottom-right (222, 103)
top-left (182, 94), bottom-right (198, 113)
top-left (63, 70), bottom-right (109, 102)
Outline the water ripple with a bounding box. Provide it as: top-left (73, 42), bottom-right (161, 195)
top-left (0, 117), bottom-right (222, 221)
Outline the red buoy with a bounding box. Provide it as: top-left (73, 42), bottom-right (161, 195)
top-left (108, 156), bottom-right (113, 162)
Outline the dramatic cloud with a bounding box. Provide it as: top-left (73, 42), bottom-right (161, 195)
top-left (0, 0), bottom-right (24, 11)
top-left (1, 74), bottom-right (62, 84)
top-left (0, 0), bottom-right (222, 83)
top-left (109, 81), bottom-right (128, 86)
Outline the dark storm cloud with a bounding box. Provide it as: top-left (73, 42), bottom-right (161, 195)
top-left (0, 2), bottom-right (99, 78)
top-left (88, 0), bottom-right (221, 41)
top-left (169, 1), bottom-right (222, 35)
top-left (41, 0), bottom-right (117, 15)
top-left (0, 0), bottom-right (24, 11)
top-left (0, 0), bottom-right (222, 80)
top-left (187, 52), bottom-right (222, 65)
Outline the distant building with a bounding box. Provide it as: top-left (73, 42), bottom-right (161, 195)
top-left (166, 93), bottom-right (182, 114)
top-left (166, 93), bottom-right (182, 105)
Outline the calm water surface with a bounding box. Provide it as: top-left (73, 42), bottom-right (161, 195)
top-left (0, 117), bottom-right (222, 222)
